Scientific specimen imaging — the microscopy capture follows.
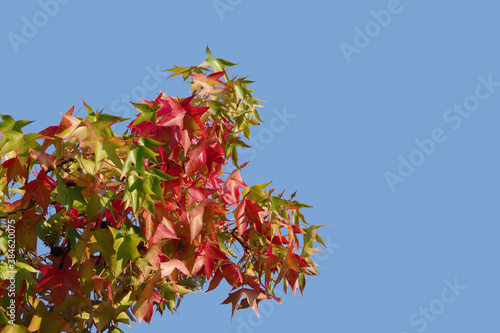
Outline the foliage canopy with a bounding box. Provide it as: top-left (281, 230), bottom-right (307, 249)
top-left (0, 48), bottom-right (325, 333)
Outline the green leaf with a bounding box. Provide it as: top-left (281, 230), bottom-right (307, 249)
top-left (131, 102), bottom-right (154, 114)
top-left (166, 65), bottom-right (202, 80)
top-left (131, 110), bottom-right (156, 127)
top-left (89, 228), bottom-right (117, 275)
top-left (93, 299), bottom-right (114, 332)
top-left (55, 174), bottom-right (86, 210)
top-left (200, 46), bottom-right (237, 73)
top-left (82, 100), bottom-right (95, 116)
top-left (115, 233), bottom-right (141, 277)
top-left (0, 308), bottom-right (9, 325)
top-left (101, 136), bottom-right (127, 169)
top-left (242, 182), bottom-right (272, 202)
top-left (0, 114), bottom-right (33, 133)
top-left (85, 191), bottom-right (100, 222)
top-left (147, 169), bottom-right (177, 181)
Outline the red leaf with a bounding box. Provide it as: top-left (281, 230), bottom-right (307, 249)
top-left (132, 272), bottom-right (164, 323)
top-left (16, 207), bottom-right (43, 252)
top-left (199, 240), bottom-right (227, 278)
top-left (221, 288), bottom-right (269, 317)
top-left (155, 95), bottom-right (209, 152)
top-left (21, 170), bottom-right (56, 213)
top-left (207, 268), bottom-right (224, 292)
top-left (29, 149), bottom-right (57, 172)
top-left (2, 156), bottom-right (28, 183)
top-left (34, 266), bottom-right (84, 305)
top-left (91, 275), bottom-right (114, 305)
top-left (143, 202), bottom-right (177, 242)
top-left (222, 263), bottom-right (243, 289)
top-left (220, 169), bottom-right (247, 206)
top-left (188, 199), bottom-right (224, 242)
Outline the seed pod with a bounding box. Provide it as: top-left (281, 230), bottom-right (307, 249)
top-left (40, 218), bottom-right (62, 247)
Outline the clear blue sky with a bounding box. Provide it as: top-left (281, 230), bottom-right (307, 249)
top-left (1, 1), bottom-right (500, 332)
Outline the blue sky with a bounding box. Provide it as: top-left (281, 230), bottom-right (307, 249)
top-left (1, 0), bottom-right (500, 332)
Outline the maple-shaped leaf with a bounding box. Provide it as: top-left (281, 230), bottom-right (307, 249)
top-left (200, 46), bottom-right (237, 73)
top-left (156, 95), bottom-right (209, 152)
top-left (0, 114), bottom-right (33, 138)
top-left (143, 202), bottom-right (177, 243)
top-left (15, 207), bottom-right (43, 252)
top-left (132, 271), bottom-right (168, 323)
top-left (188, 199), bottom-right (225, 242)
top-left (234, 199), bottom-right (265, 236)
top-left (2, 157), bottom-right (28, 184)
top-left (20, 170), bottom-right (56, 213)
top-left (221, 288), bottom-right (269, 317)
top-left (167, 65), bottom-right (203, 80)
top-left (29, 148), bottom-right (57, 172)
top-left (222, 263), bottom-right (243, 289)
top-left (52, 107), bottom-right (81, 139)
top-left (186, 183), bottom-right (217, 207)
top-left (34, 265), bottom-right (84, 305)
top-left (189, 71), bottom-right (227, 96)
top-left (220, 169), bottom-right (247, 206)
top-left (193, 240), bottom-right (227, 278)
top-left (160, 259), bottom-right (191, 277)
top-left (91, 275), bottom-right (114, 304)
top-left (133, 289), bottom-right (165, 324)
top-left (185, 139), bottom-right (225, 178)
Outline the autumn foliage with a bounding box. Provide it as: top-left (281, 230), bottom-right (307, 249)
top-left (0, 49), bottom-right (325, 333)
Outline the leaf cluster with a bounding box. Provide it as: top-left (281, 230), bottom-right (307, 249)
top-left (0, 48), bottom-right (325, 333)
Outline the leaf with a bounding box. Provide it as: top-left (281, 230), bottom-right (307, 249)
top-left (189, 71), bottom-right (227, 96)
top-left (20, 170), bottom-right (56, 214)
top-left (94, 299), bottom-right (114, 331)
top-left (89, 228), bottom-right (117, 275)
top-left (97, 136), bottom-right (127, 169)
top-left (2, 157), bottom-right (28, 183)
top-left (198, 241), bottom-right (226, 278)
top-left (15, 207), bottom-right (43, 252)
top-left (39, 311), bottom-right (73, 333)
top-left (160, 259), bottom-right (191, 277)
top-left (115, 233), bottom-right (141, 277)
top-left (220, 169), bottom-right (247, 206)
top-left (221, 288), bottom-right (268, 317)
top-left (29, 149), bottom-right (57, 172)
top-left (200, 46), bottom-right (237, 73)
top-left (242, 182), bottom-right (272, 202)
top-left (156, 95), bottom-right (209, 153)
top-left (0, 325), bottom-right (30, 333)
top-left (54, 111), bottom-right (81, 139)
top-left (166, 65), bottom-right (202, 80)
top-left (34, 266), bottom-right (83, 305)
